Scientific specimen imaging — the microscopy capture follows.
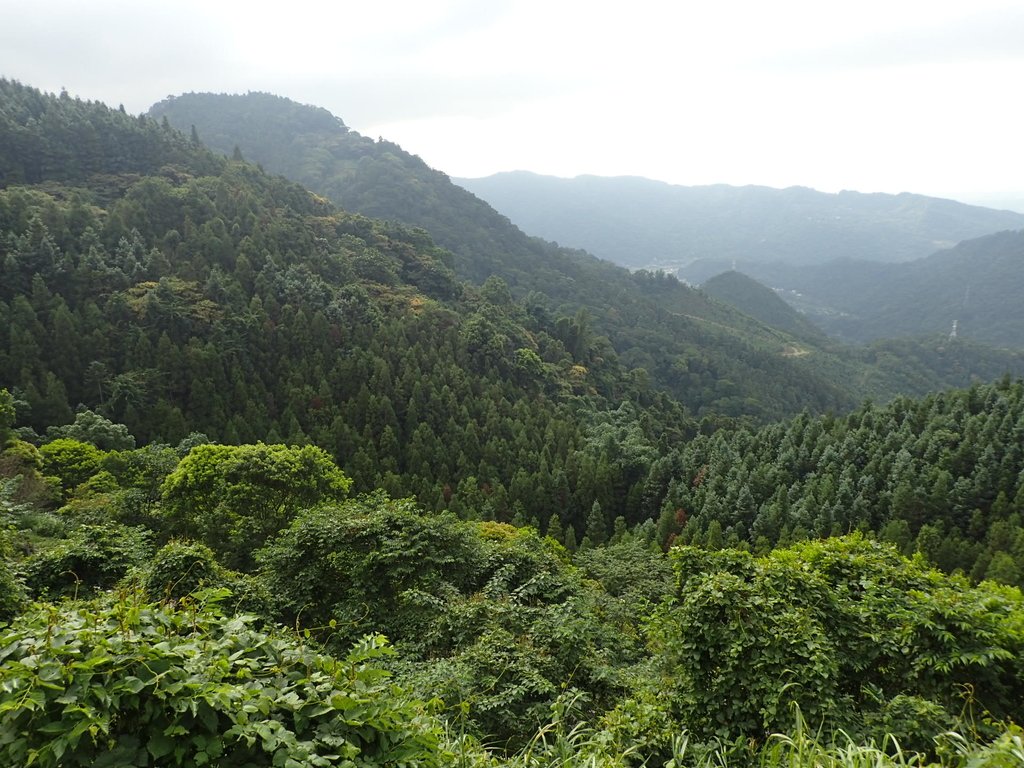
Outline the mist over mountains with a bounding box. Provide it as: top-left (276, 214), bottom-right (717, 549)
top-left (454, 171), bottom-right (1024, 270)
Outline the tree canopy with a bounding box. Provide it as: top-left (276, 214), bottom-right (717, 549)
top-left (160, 442), bottom-right (351, 568)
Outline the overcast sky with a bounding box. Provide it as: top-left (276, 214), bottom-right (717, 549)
top-left (2, 0), bottom-right (1023, 210)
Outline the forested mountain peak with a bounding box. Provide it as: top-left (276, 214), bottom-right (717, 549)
top-left (700, 270), bottom-right (827, 344)
top-left (153, 90), bottom-right (342, 127)
top-left (0, 78), bottom-right (223, 188)
top-left (150, 91), bottom-right (350, 154)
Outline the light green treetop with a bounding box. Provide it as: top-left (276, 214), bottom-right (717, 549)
top-left (160, 442), bottom-right (351, 569)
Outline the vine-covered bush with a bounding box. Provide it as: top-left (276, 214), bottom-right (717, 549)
top-left (0, 590), bottom-right (444, 767)
top-left (140, 539), bottom-right (273, 617)
top-left (19, 522), bottom-right (152, 599)
top-left (0, 530), bottom-right (23, 623)
top-left (646, 536), bottom-right (1024, 751)
top-left (141, 539), bottom-right (229, 600)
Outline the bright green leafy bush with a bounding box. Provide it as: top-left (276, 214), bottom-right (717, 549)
top-left (160, 442), bottom-right (351, 569)
top-left (39, 438), bottom-right (106, 497)
top-left (646, 536), bottom-right (1024, 751)
top-left (46, 409), bottom-right (136, 451)
top-left (0, 590), bottom-right (444, 767)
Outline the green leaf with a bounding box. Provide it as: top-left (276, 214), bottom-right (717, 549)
top-left (148, 732), bottom-right (174, 760)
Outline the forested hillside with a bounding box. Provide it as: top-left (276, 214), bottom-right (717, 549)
top-left (3, 79), bottom-right (1024, 767)
top-left (0, 80), bottom-right (715, 538)
top-left (454, 170), bottom-right (1024, 269)
top-left (657, 376), bottom-right (1024, 584)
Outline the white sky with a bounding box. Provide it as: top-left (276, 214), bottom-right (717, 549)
top-left (2, 0), bottom-right (1023, 209)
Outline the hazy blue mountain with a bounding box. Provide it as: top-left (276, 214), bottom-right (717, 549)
top-left (455, 171), bottom-right (1024, 269)
top-left (719, 230), bottom-right (1024, 347)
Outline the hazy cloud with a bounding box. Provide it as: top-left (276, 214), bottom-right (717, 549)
top-left (761, 4), bottom-right (1024, 72)
top-left (1, 0), bottom-right (1022, 207)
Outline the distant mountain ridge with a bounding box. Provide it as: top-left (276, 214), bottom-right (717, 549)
top-left (454, 171), bottom-right (1024, 269)
top-left (148, 92), bottom-right (858, 419)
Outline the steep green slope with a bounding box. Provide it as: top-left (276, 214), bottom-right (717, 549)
top-left (456, 170), bottom-right (1024, 268)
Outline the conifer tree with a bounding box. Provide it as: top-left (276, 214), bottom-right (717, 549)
top-left (564, 524), bottom-right (578, 553)
top-left (546, 512), bottom-right (564, 544)
top-left (586, 500), bottom-right (608, 546)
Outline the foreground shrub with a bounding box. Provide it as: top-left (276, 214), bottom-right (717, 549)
top-left (141, 539), bottom-right (227, 600)
top-left (646, 535), bottom-right (1024, 752)
top-left (0, 589), bottom-right (444, 767)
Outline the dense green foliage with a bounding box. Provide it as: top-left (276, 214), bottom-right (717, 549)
top-left (4, 489), bottom-right (1022, 766)
top-left (454, 171), bottom-right (1024, 269)
top-left (658, 377), bottom-right (1024, 584)
top-left (3, 80), bottom-right (1024, 767)
top-left (20, 521), bottom-right (151, 599)
top-left (648, 538), bottom-right (1024, 750)
top-left (258, 495), bottom-right (644, 748)
top-left (140, 539), bottom-right (234, 601)
top-left (0, 591), bottom-right (442, 767)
